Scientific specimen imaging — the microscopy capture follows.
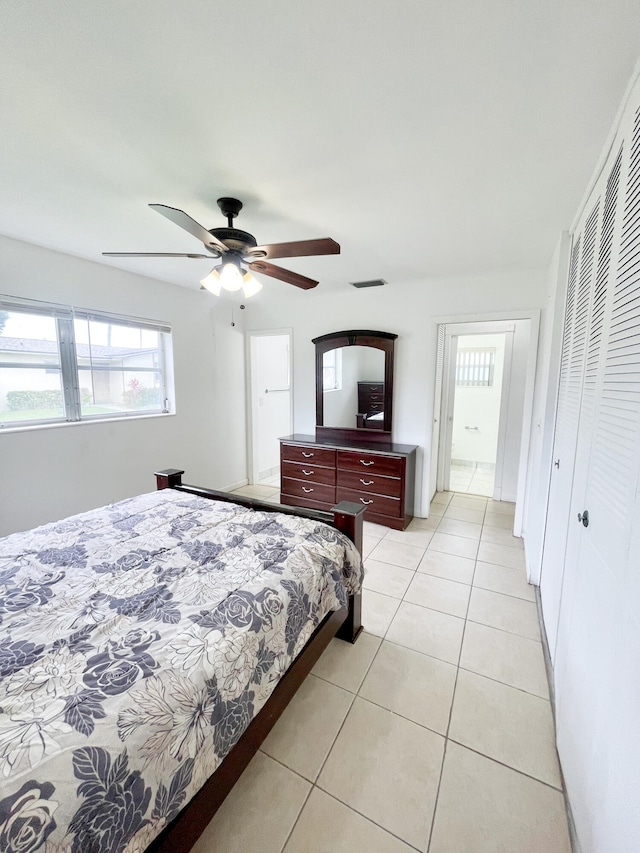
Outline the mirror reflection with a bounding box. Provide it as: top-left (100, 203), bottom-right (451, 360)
top-left (322, 346), bottom-right (385, 430)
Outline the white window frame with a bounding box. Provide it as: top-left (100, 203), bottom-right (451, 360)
top-left (0, 295), bottom-right (174, 430)
top-left (322, 348), bottom-right (342, 392)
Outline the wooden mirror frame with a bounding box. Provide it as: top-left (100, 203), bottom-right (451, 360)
top-left (312, 330), bottom-right (397, 445)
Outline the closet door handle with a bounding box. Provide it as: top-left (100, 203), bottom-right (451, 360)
top-left (577, 510), bottom-right (589, 527)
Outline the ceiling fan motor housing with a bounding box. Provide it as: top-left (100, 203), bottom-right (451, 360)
top-left (209, 227), bottom-right (259, 254)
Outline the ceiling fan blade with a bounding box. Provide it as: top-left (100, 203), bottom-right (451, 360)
top-left (103, 252), bottom-right (212, 258)
top-left (249, 260), bottom-right (318, 290)
top-left (251, 238), bottom-right (340, 260)
top-left (149, 204), bottom-right (227, 254)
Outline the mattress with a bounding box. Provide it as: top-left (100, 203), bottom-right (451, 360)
top-left (0, 489), bottom-right (362, 853)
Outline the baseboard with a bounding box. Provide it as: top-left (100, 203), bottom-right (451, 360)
top-left (535, 588), bottom-right (581, 853)
top-left (221, 478), bottom-right (249, 492)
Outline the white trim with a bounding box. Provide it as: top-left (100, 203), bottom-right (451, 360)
top-left (493, 329), bottom-right (514, 501)
top-left (513, 311), bottom-right (540, 536)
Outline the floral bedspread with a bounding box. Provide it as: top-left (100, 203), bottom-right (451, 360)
top-left (0, 489), bottom-right (362, 853)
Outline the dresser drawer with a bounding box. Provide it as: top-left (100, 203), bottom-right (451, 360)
top-left (358, 390), bottom-right (384, 407)
top-left (282, 477), bottom-right (336, 504)
top-left (336, 487), bottom-right (402, 518)
top-left (337, 468), bottom-right (402, 497)
top-left (358, 382), bottom-right (384, 394)
top-left (337, 450), bottom-right (404, 478)
top-left (281, 443), bottom-right (336, 467)
top-left (282, 459), bottom-right (336, 486)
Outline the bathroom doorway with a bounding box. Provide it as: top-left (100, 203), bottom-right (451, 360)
top-left (447, 332), bottom-right (508, 496)
top-left (246, 330), bottom-right (292, 487)
top-left (434, 319), bottom-right (532, 502)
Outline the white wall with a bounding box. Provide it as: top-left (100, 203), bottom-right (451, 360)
top-left (0, 235), bottom-right (248, 536)
top-left (500, 319), bottom-right (532, 504)
top-left (521, 233), bottom-right (571, 584)
top-left (451, 333), bottom-right (506, 464)
top-left (243, 269), bottom-right (547, 516)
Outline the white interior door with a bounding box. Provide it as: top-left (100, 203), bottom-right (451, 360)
top-left (437, 332), bottom-right (458, 492)
top-left (246, 330), bottom-right (292, 485)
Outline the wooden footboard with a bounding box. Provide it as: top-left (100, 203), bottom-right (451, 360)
top-left (147, 469), bottom-right (365, 852)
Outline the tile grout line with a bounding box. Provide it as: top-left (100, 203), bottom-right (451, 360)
top-left (443, 737), bottom-right (565, 792)
top-left (278, 628), bottom-right (427, 852)
top-left (425, 531), bottom-right (481, 853)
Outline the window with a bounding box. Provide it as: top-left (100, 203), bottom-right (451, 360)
top-left (455, 348), bottom-right (495, 386)
top-left (0, 297), bottom-right (173, 428)
top-left (322, 348), bottom-right (342, 391)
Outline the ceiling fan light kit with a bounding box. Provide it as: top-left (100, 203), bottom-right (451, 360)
top-left (104, 197), bottom-right (340, 296)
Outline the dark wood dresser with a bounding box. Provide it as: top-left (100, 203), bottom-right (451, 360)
top-left (279, 434), bottom-right (417, 530)
top-left (357, 381), bottom-right (384, 418)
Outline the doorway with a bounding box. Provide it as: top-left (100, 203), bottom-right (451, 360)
top-left (246, 330), bottom-right (292, 487)
top-left (434, 319), bottom-right (532, 503)
top-left (447, 332), bottom-right (509, 497)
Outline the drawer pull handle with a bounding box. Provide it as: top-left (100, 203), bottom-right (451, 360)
top-left (360, 460), bottom-right (375, 466)
top-left (302, 452), bottom-right (314, 458)
top-left (302, 487), bottom-right (314, 493)
top-left (370, 395), bottom-right (379, 400)
top-left (360, 498), bottom-right (374, 505)
top-left (302, 470), bottom-right (314, 476)
top-left (360, 479), bottom-right (374, 485)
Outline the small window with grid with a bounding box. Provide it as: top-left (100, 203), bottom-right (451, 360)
top-left (455, 348), bottom-right (496, 386)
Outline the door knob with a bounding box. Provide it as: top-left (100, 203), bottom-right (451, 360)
top-left (577, 510), bottom-right (589, 527)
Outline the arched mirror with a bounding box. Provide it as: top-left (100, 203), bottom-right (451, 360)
top-left (313, 330), bottom-right (397, 444)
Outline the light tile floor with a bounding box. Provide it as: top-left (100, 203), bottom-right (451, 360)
top-left (449, 461), bottom-right (495, 498)
top-left (193, 490), bottom-right (571, 853)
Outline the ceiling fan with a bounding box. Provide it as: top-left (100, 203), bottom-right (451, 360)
top-left (103, 197), bottom-right (340, 296)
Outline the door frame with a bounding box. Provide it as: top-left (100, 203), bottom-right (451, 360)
top-left (245, 328), bottom-right (293, 485)
top-left (427, 310), bottom-right (540, 537)
top-left (437, 321), bottom-right (515, 498)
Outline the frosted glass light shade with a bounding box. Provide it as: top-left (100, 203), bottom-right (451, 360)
top-left (219, 262), bottom-right (243, 292)
top-left (242, 273), bottom-right (263, 298)
top-left (200, 269), bottom-right (221, 295)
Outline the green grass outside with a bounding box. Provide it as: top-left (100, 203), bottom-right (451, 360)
top-left (0, 405), bottom-right (131, 423)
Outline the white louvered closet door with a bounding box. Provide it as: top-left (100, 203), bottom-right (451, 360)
top-left (551, 95), bottom-right (640, 853)
top-left (539, 199), bottom-right (600, 660)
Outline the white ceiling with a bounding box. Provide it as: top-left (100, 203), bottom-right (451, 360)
top-left (1, 1), bottom-right (639, 294)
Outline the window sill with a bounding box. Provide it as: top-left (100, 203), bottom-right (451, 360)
top-left (0, 411), bottom-right (175, 435)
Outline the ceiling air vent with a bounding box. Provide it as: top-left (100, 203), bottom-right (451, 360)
top-left (350, 278), bottom-right (386, 289)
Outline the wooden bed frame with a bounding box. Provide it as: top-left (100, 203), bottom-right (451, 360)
top-left (147, 469), bottom-right (365, 853)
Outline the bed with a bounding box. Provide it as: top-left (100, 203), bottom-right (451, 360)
top-left (0, 468), bottom-right (365, 853)
top-left (356, 410), bottom-right (385, 430)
